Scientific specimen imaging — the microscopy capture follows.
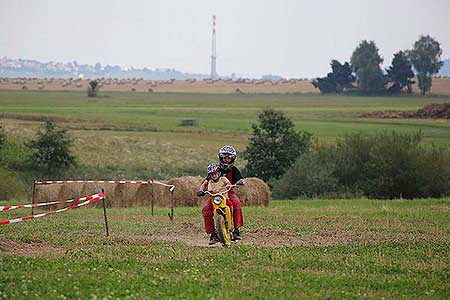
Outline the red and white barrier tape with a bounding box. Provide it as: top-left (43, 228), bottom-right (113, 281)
top-left (1, 193), bottom-right (103, 212)
top-left (151, 180), bottom-right (175, 192)
top-left (35, 179), bottom-right (175, 191)
top-left (36, 180), bottom-right (148, 185)
top-left (0, 192), bottom-right (104, 226)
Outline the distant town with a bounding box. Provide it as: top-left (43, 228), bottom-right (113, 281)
top-left (0, 57), bottom-right (284, 81)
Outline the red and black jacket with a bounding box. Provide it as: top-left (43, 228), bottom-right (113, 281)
top-left (220, 166), bottom-right (243, 185)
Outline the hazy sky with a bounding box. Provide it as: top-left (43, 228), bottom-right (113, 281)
top-left (1, 0), bottom-right (449, 78)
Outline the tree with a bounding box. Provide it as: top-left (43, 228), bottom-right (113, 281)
top-left (351, 40), bottom-right (383, 73)
top-left (243, 109), bottom-right (312, 182)
top-left (30, 120), bottom-right (76, 175)
top-left (386, 51), bottom-right (415, 94)
top-left (351, 40), bottom-right (386, 93)
top-left (87, 80), bottom-right (99, 97)
top-left (331, 60), bottom-right (355, 91)
top-left (312, 60), bottom-right (355, 94)
top-left (312, 73), bottom-right (337, 94)
top-left (357, 64), bottom-right (386, 94)
top-left (408, 35), bottom-right (444, 95)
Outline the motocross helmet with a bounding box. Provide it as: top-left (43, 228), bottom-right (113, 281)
top-left (207, 163), bottom-right (221, 179)
top-left (218, 145), bottom-right (236, 169)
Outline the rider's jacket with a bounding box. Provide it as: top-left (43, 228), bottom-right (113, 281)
top-left (221, 166), bottom-right (243, 195)
top-left (207, 176), bottom-right (231, 198)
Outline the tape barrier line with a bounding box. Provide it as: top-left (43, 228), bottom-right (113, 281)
top-left (35, 179), bottom-right (176, 192)
top-left (150, 180), bottom-right (176, 192)
top-left (36, 180), bottom-right (148, 185)
top-left (1, 193), bottom-right (106, 212)
top-left (0, 192), bottom-right (104, 226)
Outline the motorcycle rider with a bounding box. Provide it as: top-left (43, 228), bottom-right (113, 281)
top-left (198, 145), bottom-right (245, 243)
top-left (200, 163), bottom-right (234, 245)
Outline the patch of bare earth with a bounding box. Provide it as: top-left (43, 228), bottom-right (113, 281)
top-left (359, 103), bottom-right (450, 119)
top-left (122, 220), bottom-right (450, 248)
top-left (0, 239), bottom-right (65, 257)
top-left (119, 221), bottom-right (358, 248)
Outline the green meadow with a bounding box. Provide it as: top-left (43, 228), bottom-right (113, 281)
top-left (1, 199), bottom-right (449, 299)
top-left (1, 90), bottom-right (450, 179)
top-left (1, 91), bottom-right (450, 299)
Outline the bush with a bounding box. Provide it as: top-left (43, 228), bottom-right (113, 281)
top-left (0, 166), bottom-right (23, 200)
top-left (0, 140), bottom-right (32, 170)
top-left (272, 147), bottom-right (343, 199)
top-left (413, 146), bottom-right (450, 198)
top-left (87, 80), bottom-right (99, 97)
top-left (0, 128), bottom-right (5, 148)
top-left (29, 120), bottom-right (76, 176)
top-left (271, 131), bottom-right (450, 199)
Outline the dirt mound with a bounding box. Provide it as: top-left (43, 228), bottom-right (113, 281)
top-left (414, 103), bottom-right (450, 118)
top-left (360, 103), bottom-right (450, 119)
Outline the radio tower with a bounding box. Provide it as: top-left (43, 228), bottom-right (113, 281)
top-left (210, 15), bottom-right (218, 79)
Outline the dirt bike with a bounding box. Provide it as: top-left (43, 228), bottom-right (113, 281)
top-left (201, 184), bottom-right (241, 247)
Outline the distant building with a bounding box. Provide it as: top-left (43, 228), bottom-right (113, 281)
top-left (261, 74), bottom-right (283, 81)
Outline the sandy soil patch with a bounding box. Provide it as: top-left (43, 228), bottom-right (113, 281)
top-left (0, 239), bottom-right (65, 257)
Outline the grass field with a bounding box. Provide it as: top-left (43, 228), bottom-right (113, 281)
top-left (1, 90), bottom-right (450, 180)
top-left (1, 91), bottom-right (450, 299)
top-left (1, 199), bottom-right (449, 299)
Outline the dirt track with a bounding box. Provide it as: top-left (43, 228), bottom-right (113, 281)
top-left (2, 219), bottom-right (448, 256)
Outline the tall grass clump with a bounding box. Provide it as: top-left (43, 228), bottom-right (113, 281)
top-left (273, 131), bottom-right (450, 199)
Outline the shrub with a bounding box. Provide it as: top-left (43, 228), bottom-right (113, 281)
top-left (0, 166), bottom-right (23, 200)
top-left (0, 128), bottom-right (5, 148)
top-left (0, 140), bottom-right (32, 170)
top-left (363, 131), bottom-right (423, 198)
top-left (29, 120), bottom-right (76, 176)
top-left (87, 80), bottom-right (99, 97)
top-left (271, 131), bottom-right (450, 199)
top-left (272, 147), bottom-right (343, 199)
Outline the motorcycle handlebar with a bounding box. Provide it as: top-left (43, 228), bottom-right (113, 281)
top-left (201, 184), bottom-right (241, 197)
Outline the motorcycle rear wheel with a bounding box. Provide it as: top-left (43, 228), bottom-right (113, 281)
top-left (216, 214), bottom-right (231, 247)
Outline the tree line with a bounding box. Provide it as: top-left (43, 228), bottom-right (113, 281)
top-left (312, 35), bottom-right (444, 95)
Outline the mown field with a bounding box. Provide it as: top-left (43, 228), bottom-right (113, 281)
top-left (1, 199), bottom-right (449, 299)
top-left (1, 91), bottom-right (450, 299)
top-left (1, 90), bottom-right (450, 180)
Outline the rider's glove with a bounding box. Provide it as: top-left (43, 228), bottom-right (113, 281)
top-left (197, 190), bottom-right (205, 197)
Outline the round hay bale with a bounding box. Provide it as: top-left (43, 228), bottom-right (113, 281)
top-left (134, 184), bottom-right (152, 207)
top-left (152, 180), bottom-right (172, 207)
top-left (235, 177), bottom-right (270, 207)
top-left (166, 176), bottom-right (204, 207)
top-left (113, 183), bottom-right (141, 208)
top-left (57, 183), bottom-right (84, 209)
top-left (34, 184), bottom-right (61, 210)
top-left (80, 182), bottom-right (115, 208)
top-left (133, 181), bottom-right (172, 207)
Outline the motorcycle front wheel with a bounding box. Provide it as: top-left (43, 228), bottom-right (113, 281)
top-left (215, 214), bottom-right (231, 247)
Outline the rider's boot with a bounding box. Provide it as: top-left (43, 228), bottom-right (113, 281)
top-left (209, 232), bottom-right (219, 245)
top-left (232, 228), bottom-right (241, 241)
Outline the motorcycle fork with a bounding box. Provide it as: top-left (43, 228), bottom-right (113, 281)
top-left (214, 206), bottom-right (233, 231)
